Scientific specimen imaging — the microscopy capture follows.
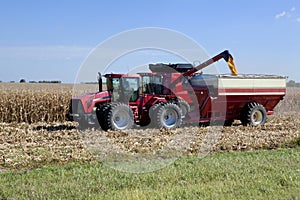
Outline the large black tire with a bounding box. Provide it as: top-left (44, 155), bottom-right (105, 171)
top-left (177, 99), bottom-right (190, 118)
top-left (241, 102), bottom-right (267, 126)
top-left (224, 119), bottom-right (234, 126)
top-left (138, 103), bottom-right (162, 128)
top-left (152, 103), bottom-right (182, 129)
top-left (146, 103), bottom-right (164, 128)
top-left (97, 103), bottom-right (134, 131)
top-left (96, 104), bottom-right (111, 131)
top-left (149, 103), bottom-right (164, 119)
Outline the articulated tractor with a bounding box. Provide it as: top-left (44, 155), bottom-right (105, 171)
top-left (67, 50), bottom-right (286, 130)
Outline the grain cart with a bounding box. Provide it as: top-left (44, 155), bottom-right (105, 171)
top-left (67, 50), bottom-right (286, 130)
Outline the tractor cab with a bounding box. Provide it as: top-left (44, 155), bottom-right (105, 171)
top-left (105, 74), bottom-right (140, 102)
top-left (138, 73), bottom-right (165, 95)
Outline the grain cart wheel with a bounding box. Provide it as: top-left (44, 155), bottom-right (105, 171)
top-left (241, 102), bottom-right (267, 126)
top-left (177, 99), bottom-right (190, 118)
top-left (98, 103), bottom-right (134, 131)
top-left (153, 103), bottom-right (182, 129)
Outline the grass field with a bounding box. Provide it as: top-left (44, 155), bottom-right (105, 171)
top-left (0, 83), bottom-right (299, 199)
top-left (0, 148), bottom-right (299, 199)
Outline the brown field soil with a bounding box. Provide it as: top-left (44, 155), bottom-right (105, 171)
top-left (0, 83), bottom-right (299, 170)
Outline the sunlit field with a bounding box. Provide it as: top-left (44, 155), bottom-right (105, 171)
top-left (0, 83), bottom-right (299, 199)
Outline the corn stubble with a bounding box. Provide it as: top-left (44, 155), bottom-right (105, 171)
top-left (0, 83), bottom-right (299, 170)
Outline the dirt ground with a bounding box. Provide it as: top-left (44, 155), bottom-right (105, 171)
top-left (0, 113), bottom-right (299, 170)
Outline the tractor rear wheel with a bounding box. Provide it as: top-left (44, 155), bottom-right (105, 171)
top-left (97, 103), bottom-right (134, 131)
top-left (147, 103), bottom-right (164, 128)
top-left (138, 103), bottom-right (162, 128)
top-left (153, 103), bottom-right (182, 129)
top-left (241, 102), bottom-right (267, 126)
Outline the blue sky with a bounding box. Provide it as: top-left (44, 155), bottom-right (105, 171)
top-left (0, 0), bottom-right (300, 83)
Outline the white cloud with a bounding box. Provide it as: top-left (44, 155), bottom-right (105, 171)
top-left (275, 11), bottom-right (286, 19)
top-left (290, 6), bottom-right (296, 12)
top-left (275, 7), bottom-right (299, 22)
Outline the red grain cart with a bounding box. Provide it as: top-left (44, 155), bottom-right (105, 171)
top-left (185, 74), bottom-right (286, 126)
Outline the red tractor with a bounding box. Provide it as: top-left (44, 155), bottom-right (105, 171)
top-left (68, 70), bottom-right (191, 130)
top-left (67, 50), bottom-right (286, 130)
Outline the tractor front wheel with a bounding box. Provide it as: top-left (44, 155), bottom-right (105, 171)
top-left (97, 103), bottom-right (134, 131)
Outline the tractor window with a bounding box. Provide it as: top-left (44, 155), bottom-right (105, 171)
top-left (121, 78), bottom-right (139, 102)
top-left (112, 78), bottom-right (120, 90)
top-left (142, 76), bottom-right (150, 93)
top-left (107, 78), bottom-right (121, 101)
top-left (142, 75), bottom-right (163, 94)
top-left (107, 78), bottom-right (120, 91)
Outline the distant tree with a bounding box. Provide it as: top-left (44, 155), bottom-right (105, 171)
top-left (287, 80), bottom-right (296, 87)
top-left (29, 81), bottom-right (37, 83)
top-left (286, 80), bottom-right (300, 87)
top-left (38, 80), bottom-right (62, 83)
top-left (51, 80), bottom-right (62, 83)
top-left (20, 79), bottom-right (26, 83)
top-left (82, 82), bottom-right (98, 84)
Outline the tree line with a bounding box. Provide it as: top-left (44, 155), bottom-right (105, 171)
top-left (286, 80), bottom-right (300, 87)
top-left (0, 79), bottom-right (62, 83)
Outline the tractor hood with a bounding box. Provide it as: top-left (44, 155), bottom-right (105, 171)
top-left (72, 90), bottom-right (111, 113)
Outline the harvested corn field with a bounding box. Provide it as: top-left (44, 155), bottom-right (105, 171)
top-left (0, 83), bottom-right (299, 170)
top-left (0, 114), bottom-right (299, 170)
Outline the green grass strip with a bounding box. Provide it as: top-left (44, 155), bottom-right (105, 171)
top-left (0, 148), bottom-right (299, 200)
